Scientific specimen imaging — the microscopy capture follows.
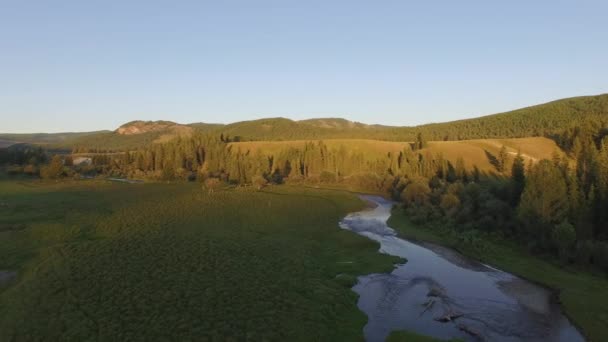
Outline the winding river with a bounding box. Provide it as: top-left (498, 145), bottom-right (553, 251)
top-left (339, 195), bottom-right (585, 342)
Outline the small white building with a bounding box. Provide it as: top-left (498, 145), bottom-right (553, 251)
top-left (73, 157), bottom-right (92, 166)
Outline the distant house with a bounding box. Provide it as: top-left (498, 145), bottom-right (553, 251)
top-left (73, 157), bottom-right (92, 166)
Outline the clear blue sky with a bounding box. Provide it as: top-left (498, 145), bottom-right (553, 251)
top-left (1, 0), bottom-right (607, 133)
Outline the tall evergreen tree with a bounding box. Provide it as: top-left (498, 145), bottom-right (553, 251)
top-left (511, 150), bottom-right (526, 203)
top-left (497, 146), bottom-right (509, 172)
top-left (518, 160), bottom-right (569, 246)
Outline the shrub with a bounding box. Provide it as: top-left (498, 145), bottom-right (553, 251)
top-left (401, 180), bottom-right (431, 206)
top-left (446, 182), bottom-right (465, 196)
top-left (23, 164), bottom-right (38, 176)
top-left (334, 274), bottom-right (357, 288)
top-left (440, 193), bottom-right (460, 216)
top-left (40, 155), bottom-right (64, 179)
top-left (456, 230), bottom-right (489, 257)
top-left (286, 172), bottom-right (304, 182)
top-left (319, 171), bottom-right (337, 183)
top-left (7, 166), bottom-right (23, 175)
top-left (252, 175), bottom-right (268, 189)
top-left (552, 221), bottom-right (576, 262)
top-left (270, 170), bottom-right (284, 184)
top-left (203, 178), bottom-right (223, 192)
top-left (405, 203), bottom-right (436, 225)
top-left (160, 166), bottom-right (176, 181)
top-left (348, 172), bottom-right (383, 191)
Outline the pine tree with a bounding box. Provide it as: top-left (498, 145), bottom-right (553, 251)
top-left (455, 157), bottom-right (466, 181)
top-left (552, 221), bottom-right (576, 262)
top-left (511, 150), bottom-right (526, 203)
top-left (518, 160), bottom-right (569, 246)
top-left (413, 132), bottom-right (428, 150)
top-left (497, 146), bottom-right (509, 172)
top-left (40, 155), bottom-right (64, 179)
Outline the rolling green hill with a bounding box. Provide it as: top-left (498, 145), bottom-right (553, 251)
top-left (0, 122), bottom-right (227, 152)
top-left (217, 117), bottom-right (399, 141)
top-left (218, 94), bottom-right (608, 141)
top-left (0, 132), bottom-right (107, 146)
top-left (187, 122), bottom-right (226, 132)
top-left (413, 94), bottom-right (608, 140)
top-left (2, 94), bottom-right (606, 150)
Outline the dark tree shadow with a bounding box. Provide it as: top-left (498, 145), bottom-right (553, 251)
top-left (484, 149), bottom-right (500, 171)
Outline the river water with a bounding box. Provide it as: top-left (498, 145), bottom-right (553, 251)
top-left (339, 195), bottom-right (585, 342)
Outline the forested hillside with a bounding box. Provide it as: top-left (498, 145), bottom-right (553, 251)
top-left (216, 117), bottom-right (397, 141)
top-left (3, 94), bottom-right (606, 150)
top-left (205, 94), bottom-right (608, 142)
top-left (0, 131), bottom-right (107, 146)
top-left (414, 94), bottom-right (608, 140)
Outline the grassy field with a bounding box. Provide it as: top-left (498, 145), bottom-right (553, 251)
top-left (387, 209), bottom-right (608, 342)
top-left (425, 137), bottom-right (562, 171)
top-left (231, 137), bottom-right (561, 172)
top-left (230, 139), bottom-right (410, 156)
top-left (0, 179), bottom-right (400, 341)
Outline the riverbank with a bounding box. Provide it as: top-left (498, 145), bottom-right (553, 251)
top-left (387, 330), bottom-right (462, 342)
top-left (388, 208), bottom-right (608, 341)
top-left (343, 196), bottom-right (583, 342)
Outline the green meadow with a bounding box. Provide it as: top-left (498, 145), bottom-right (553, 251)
top-left (0, 179), bottom-right (399, 341)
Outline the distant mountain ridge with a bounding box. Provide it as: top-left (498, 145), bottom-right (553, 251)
top-left (206, 94), bottom-right (608, 142)
top-left (1, 94), bottom-right (606, 150)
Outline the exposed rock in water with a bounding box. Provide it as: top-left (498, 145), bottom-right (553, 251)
top-left (427, 286), bottom-right (446, 298)
top-left (419, 298), bottom-right (436, 316)
top-left (458, 323), bottom-right (484, 340)
top-left (434, 310), bottom-right (463, 323)
top-left (344, 195), bottom-right (585, 342)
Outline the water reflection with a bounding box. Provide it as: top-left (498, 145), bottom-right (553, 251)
top-left (340, 195), bottom-right (584, 342)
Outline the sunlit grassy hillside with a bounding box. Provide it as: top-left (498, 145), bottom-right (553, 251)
top-left (424, 137), bottom-right (562, 171)
top-left (231, 136), bottom-right (561, 172)
top-left (230, 139), bottom-right (409, 156)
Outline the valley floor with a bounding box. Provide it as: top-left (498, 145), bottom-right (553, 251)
top-left (2, 177), bottom-right (606, 341)
top-left (0, 179), bottom-right (400, 340)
